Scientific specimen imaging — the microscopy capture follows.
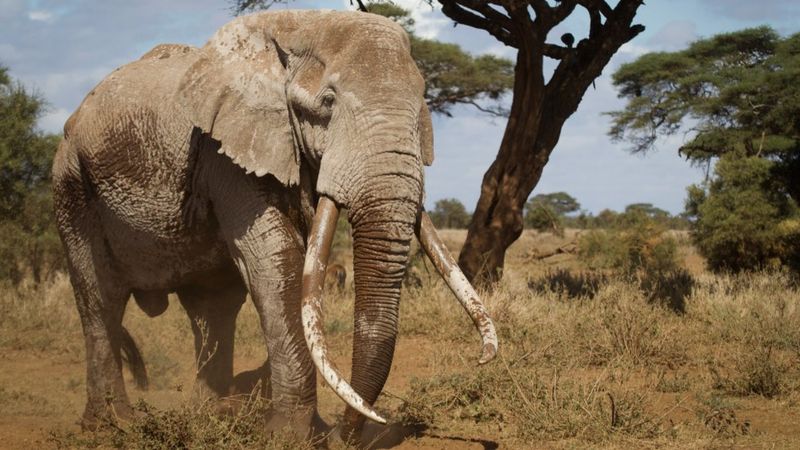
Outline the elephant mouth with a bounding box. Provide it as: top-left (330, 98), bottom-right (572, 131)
top-left (300, 196), bottom-right (498, 424)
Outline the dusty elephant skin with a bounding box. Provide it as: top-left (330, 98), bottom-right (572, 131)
top-left (53, 9), bottom-right (496, 444)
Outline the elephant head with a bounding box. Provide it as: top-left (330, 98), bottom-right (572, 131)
top-left (177, 10), bottom-right (497, 434)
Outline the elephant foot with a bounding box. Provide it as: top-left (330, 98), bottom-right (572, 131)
top-left (80, 398), bottom-right (134, 431)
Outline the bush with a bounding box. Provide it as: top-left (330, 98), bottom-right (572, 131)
top-left (524, 205), bottom-right (563, 235)
top-left (0, 66), bottom-right (64, 286)
top-left (428, 198), bottom-right (471, 229)
top-left (48, 397), bottom-right (319, 450)
top-left (686, 152), bottom-right (800, 272)
top-left (578, 210), bottom-right (679, 275)
top-left (524, 192), bottom-right (580, 234)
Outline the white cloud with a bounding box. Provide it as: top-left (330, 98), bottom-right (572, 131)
top-left (339, 0), bottom-right (448, 39)
top-left (28, 10), bottom-right (55, 23)
top-left (394, 0), bottom-right (448, 39)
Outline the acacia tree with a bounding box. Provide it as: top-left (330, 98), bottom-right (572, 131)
top-left (609, 28), bottom-right (800, 271)
top-left (524, 191), bottom-right (579, 234)
top-left (437, 1), bottom-right (645, 286)
top-left (429, 198), bottom-right (472, 228)
top-left (608, 27), bottom-right (800, 203)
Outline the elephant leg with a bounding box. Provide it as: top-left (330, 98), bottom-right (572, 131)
top-left (227, 208), bottom-right (322, 437)
top-left (61, 232), bottom-right (131, 429)
top-left (177, 277), bottom-right (247, 398)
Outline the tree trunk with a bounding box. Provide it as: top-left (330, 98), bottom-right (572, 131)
top-left (458, 27), bottom-right (632, 288)
top-left (459, 41), bottom-right (557, 286)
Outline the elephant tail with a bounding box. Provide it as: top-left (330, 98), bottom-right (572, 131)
top-left (120, 326), bottom-right (149, 390)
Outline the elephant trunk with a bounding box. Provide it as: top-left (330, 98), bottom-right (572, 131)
top-left (301, 197), bottom-right (388, 424)
top-left (341, 202), bottom-right (415, 436)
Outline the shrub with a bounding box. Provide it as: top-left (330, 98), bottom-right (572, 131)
top-left (524, 192), bottom-right (580, 235)
top-left (639, 268), bottom-right (694, 314)
top-left (401, 359), bottom-right (662, 443)
top-left (0, 67), bottom-right (64, 286)
top-left (428, 198), bottom-right (471, 229)
top-left (578, 211), bottom-right (679, 275)
top-left (686, 152), bottom-right (800, 272)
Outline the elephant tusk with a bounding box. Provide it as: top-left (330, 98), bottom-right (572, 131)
top-left (416, 211), bottom-right (499, 365)
top-left (301, 196), bottom-right (388, 425)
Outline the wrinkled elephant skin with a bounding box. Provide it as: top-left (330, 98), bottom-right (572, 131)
top-left (53, 9), bottom-right (497, 443)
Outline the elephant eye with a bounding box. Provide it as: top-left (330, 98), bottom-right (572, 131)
top-left (320, 91), bottom-right (335, 108)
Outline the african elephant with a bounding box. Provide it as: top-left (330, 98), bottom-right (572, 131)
top-left (53, 9), bottom-right (497, 441)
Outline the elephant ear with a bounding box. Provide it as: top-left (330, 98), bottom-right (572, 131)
top-left (178, 19), bottom-right (299, 185)
top-left (418, 101), bottom-right (434, 166)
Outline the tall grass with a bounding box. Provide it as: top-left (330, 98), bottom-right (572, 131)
top-left (2, 256), bottom-right (800, 448)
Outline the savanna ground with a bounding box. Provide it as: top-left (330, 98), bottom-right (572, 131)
top-left (1, 230), bottom-right (800, 449)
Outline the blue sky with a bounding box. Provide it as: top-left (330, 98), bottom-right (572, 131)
top-left (2, 0), bottom-right (798, 214)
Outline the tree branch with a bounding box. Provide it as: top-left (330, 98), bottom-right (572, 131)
top-left (439, 1), bottom-right (519, 47)
top-left (576, 0), bottom-right (613, 18)
top-left (544, 0), bottom-right (645, 122)
top-left (552, 0), bottom-right (577, 25)
top-left (527, 0), bottom-right (552, 19)
top-left (543, 44), bottom-right (574, 60)
top-left (350, 0), bottom-right (368, 12)
top-left (461, 0), bottom-right (513, 27)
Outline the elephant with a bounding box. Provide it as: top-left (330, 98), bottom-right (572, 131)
top-left (53, 9), bottom-right (497, 442)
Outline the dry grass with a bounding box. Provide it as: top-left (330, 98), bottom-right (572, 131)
top-left (2, 232), bottom-right (800, 448)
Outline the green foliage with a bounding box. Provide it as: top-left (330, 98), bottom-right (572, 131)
top-left (578, 210), bottom-right (679, 275)
top-left (686, 152), bottom-right (800, 272)
top-left (0, 65), bottom-right (64, 285)
top-left (428, 198), bottom-right (471, 229)
top-left (411, 36), bottom-right (514, 117)
top-left (372, 2), bottom-right (514, 117)
top-left (524, 192), bottom-right (579, 234)
top-left (525, 206), bottom-right (562, 235)
top-left (527, 192), bottom-right (580, 216)
top-left (608, 27), bottom-right (800, 204)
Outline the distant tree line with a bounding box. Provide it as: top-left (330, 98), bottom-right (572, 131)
top-left (428, 192), bottom-right (689, 233)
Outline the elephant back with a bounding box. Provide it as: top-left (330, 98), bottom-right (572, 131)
top-left (61, 43), bottom-right (207, 238)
